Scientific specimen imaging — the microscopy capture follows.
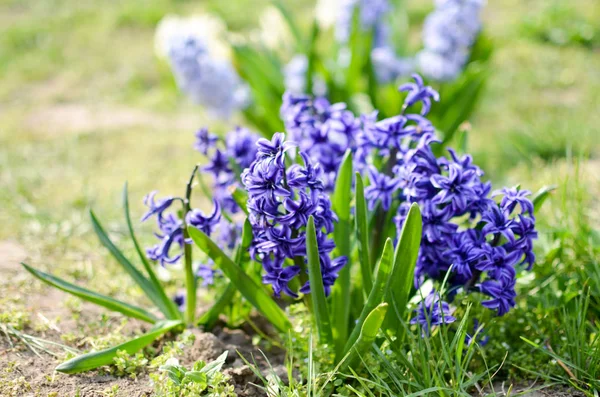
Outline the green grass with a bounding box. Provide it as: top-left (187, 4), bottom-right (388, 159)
top-left (1, 0), bottom-right (600, 394)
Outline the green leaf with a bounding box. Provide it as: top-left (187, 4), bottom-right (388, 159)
top-left (197, 220), bottom-right (253, 329)
top-left (355, 173), bottom-right (373, 296)
top-left (187, 226), bottom-right (291, 333)
top-left (123, 184), bottom-right (180, 320)
top-left (343, 238), bottom-right (393, 355)
top-left (384, 203), bottom-right (422, 344)
top-left (56, 320), bottom-right (182, 374)
top-left (200, 351), bottom-right (228, 378)
top-left (90, 210), bottom-right (165, 314)
top-left (22, 263), bottom-right (157, 324)
top-left (306, 216), bottom-right (333, 345)
top-left (231, 187), bottom-right (249, 215)
top-left (532, 185), bottom-right (556, 214)
top-left (330, 150), bottom-right (353, 357)
top-left (340, 303), bottom-right (388, 371)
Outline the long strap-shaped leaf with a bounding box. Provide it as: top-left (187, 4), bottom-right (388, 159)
top-left (187, 225), bottom-right (291, 333)
top-left (339, 303), bottom-right (388, 371)
top-left (330, 150), bottom-right (353, 357)
top-left (56, 320), bottom-right (182, 374)
top-left (197, 220), bottom-right (254, 329)
top-left (22, 263), bottom-right (157, 324)
top-left (384, 203), bottom-right (422, 344)
top-left (306, 216), bottom-right (333, 345)
top-left (123, 184), bottom-right (181, 320)
top-left (343, 238), bottom-right (393, 355)
top-left (355, 173), bottom-right (373, 296)
top-left (90, 210), bottom-right (165, 315)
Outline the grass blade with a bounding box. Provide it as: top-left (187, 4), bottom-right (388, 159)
top-left (330, 150), bottom-right (353, 357)
top-left (187, 225), bottom-right (291, 333)
top-left (306, 216), bottom-right (333, 345)
top-left (343, 238), bottom-right (393, 355)
top-left (384, 203), bottom-right (422, 345)
top-left (56, 320), bottom-right (182, 374)
top-left (340, 303), bottom-right (388, 371)
top-left (197, 220), bottom-right (253, 328)
top-left (355, 172), bottom-right (373, 296)
top-left (22, 263), bottom-right (158, 324)
top-left (90, 210), bottom-right (165, 314)
top-left (123, 183), bottom-right (181, 320)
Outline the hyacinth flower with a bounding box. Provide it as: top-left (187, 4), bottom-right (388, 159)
top-left (155, 15), bottom-right (250, 118)
top-left (417, 0), bottom-right (485, 82)
top-left (280, 93), bottom-right (360, 190)
top-left (349, 73), bottom-right (537, 318)
top-left (242, 132), bottom-right (347, 298)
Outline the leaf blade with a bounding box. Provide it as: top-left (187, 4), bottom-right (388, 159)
top-left (306, 216), bottom-right (333, 345)
top-left (330, 150), bottom-right (353, 357)
top-left (22, 263), bottom-right (157, 324)
top-left (56, 320), bottom-right (182, 374)
top-left (384, 203), bottom-right (422, 344)
top-left (355, 172), bottom-right (373, 296)
top-left (187, 225), bottom-right (291, 333)
top-left (343, 238), bottom-right (393, 355)
top-left (90, 210), bottom-right (165, 314)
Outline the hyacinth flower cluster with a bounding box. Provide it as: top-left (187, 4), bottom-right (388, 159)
top-left (155, 15), bottom-right (250, 118)
top-left (417, 0), bottom-right (485, 81)
top-left (280, 93), bottom-right (360, 191)
top-left (335, 0), bottom-right (390, 48)
top-left (241, 133), bottom-right (347, 298)
top-left (353, 74), bottom-right (537, 322)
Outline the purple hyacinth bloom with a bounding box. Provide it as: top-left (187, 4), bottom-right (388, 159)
top-left (186, 200), bottom-right (221, 235)
top-left (173, 292), bottom-right (185, 312)
top-left (481, 205), bottom-right (515, 242)
top-left (203, 149), bottom-right (233, 183)
top-left (365, 166), bottom-right (401, 211)
top-left (142, 191), bottom-right (175, 222)
top-left (479, 277), bottom-right (517, 316)
top-left (262, 255), bottom-right (301, 298)
top-left (431, 163), bottom-right (479, 214)
top-left (146, 213), bottom-right (185, 266)
top-left (410, 292), bottom-right (456, 335)
top-left (226, 127), bottom-right (259, 170)
top-left (196, 263), bottom-right (217, 287)
top-left (286, 152), bottom-right (325, 192)
top-left (279, 192), bottom-right (319, 230)
top-left (475, 245), bottom-right (520, 280)
top-left (494, 187), bottom-right (534, 216)
top-left (194, 127), bottom-right (218, 155)
top-left (255, 132), bottom-right (296, 170)
top-left (399, 74), bottom-right (440, 115)
top-left (447, 232), bottom-right (485, 279)
top-left (243, 163), bottom-right (291, 201)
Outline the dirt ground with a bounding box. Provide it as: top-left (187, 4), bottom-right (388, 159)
top-left (0, 240), bottom-right (284, 396)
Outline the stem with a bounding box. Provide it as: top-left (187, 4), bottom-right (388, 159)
top-left (183, 165), bottom-right (199, 326)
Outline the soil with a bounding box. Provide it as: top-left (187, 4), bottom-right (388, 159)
top-left (0, 240), bottom-right (284, 397)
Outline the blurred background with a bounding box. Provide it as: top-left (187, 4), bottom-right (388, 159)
top-left (1, 0), bottom-right (598, 289)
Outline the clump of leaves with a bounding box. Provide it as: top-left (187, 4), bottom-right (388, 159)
top-left (113, 350), bottom-right (148, 379)
top-left (151, 351), bottom-right (236, 397)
